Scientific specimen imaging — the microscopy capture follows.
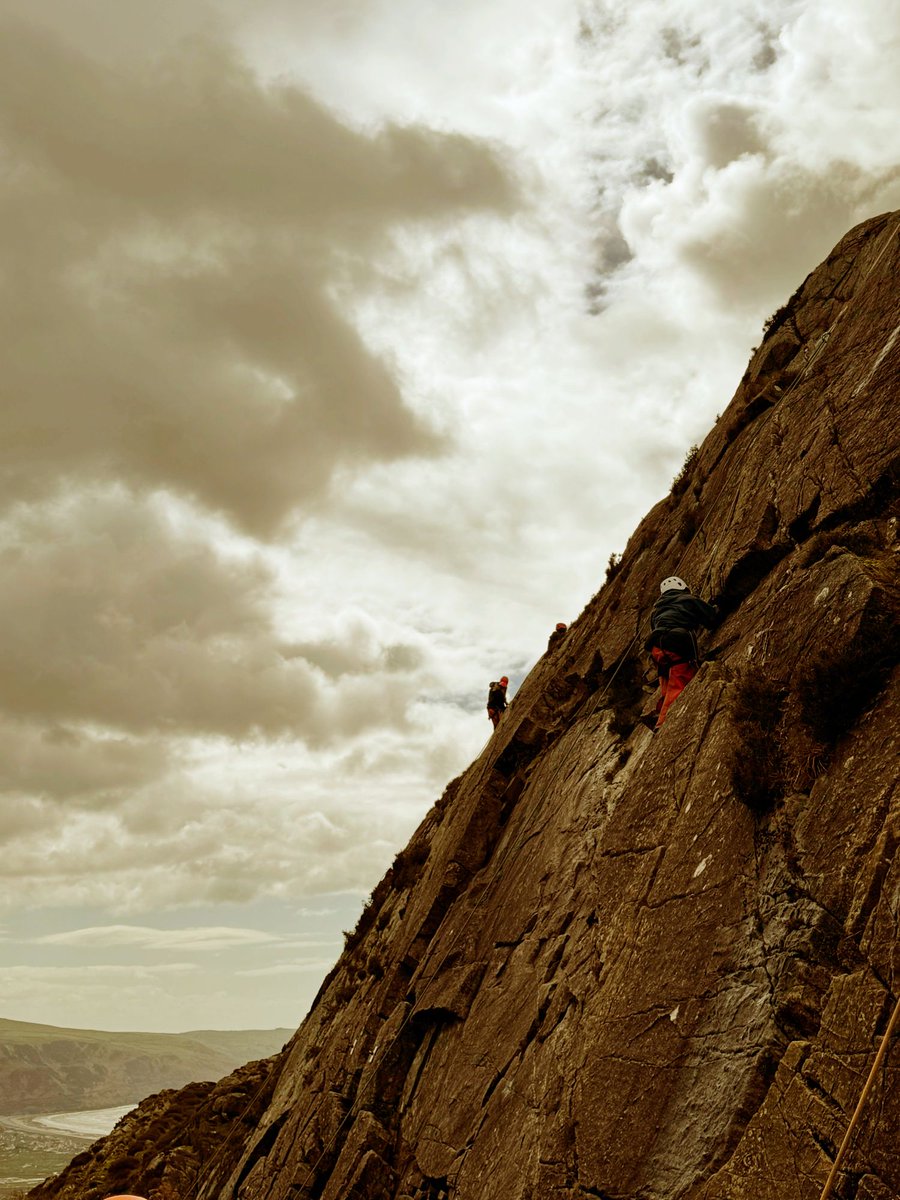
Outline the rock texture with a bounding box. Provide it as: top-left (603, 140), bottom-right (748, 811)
top-left (31, 211), bottom-right (900, 1200)
top-left (22, 1056), bottom-right (278, 1200)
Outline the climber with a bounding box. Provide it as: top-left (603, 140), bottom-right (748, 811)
top-left (547, 622), bottom-right (568, 651)
top-left (644, 576), bottom-right (718, 729)
top-left (487, 676), bottom-right (509, 728)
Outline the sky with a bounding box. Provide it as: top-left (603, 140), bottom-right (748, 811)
top-left (1, 0), bottom-right (899, 1036)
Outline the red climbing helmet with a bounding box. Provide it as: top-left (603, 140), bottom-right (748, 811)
top-left (556, 622), bottom-right (567, 631)
top-left (499, 676), bottom-right (509, 685)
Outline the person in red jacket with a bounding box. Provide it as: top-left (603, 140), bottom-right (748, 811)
top-left (644, 576), bottom-right (718, 728)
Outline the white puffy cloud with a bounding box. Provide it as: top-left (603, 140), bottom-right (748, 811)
top-left (236, 961), bottom-right (337, 978)
top-left (34, 925), bottom-right (286, 951)
top-left (584, 0), bottom-right (900, 315)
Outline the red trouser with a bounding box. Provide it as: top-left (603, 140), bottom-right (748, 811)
top-left (651, 647), bottom-right (698, 728)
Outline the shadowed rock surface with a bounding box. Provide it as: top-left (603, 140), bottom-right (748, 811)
top-left (30, 211), bottom-right (900, 1200)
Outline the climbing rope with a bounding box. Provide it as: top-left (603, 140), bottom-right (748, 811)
top-left (183, 1065), bottom-right (278, 1199)
top-left (817, 990), bottom-right (900, 1200)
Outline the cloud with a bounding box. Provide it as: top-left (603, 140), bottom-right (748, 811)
top-left (0, 963), bottom-right (199, 1033)
top-left (0, 747), bottom-right (433, 912)
top-left (0, 493), bottom-right (436, 745)
top-left (236, 960), bottom-right (337, 977)
top-left (35, 924), bottom-right (284, 951)
top-left (0, 955), bottom-right (335, 1031)
top-left (0, 13), bottom-right (513, 536)
top-left (0, 0), bottom-right (241, 64)
top-left (0, 725), bottom-right (173, 802)
top-left (581, 0), bottom-right (900, 315)
top-left (285, 610), bottom-right (426, 679)
top-left (2, 963), bottom-right (196, 983)
top-left (682, 99), bottom-right (765, 170)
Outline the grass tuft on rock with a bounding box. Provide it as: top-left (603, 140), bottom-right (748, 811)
top-left (730, 673), bottom-right (788, 813)
top-left (671, 444), bottom-right (700, 496)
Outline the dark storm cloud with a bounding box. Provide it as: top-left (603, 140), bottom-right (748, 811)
top-left (0, 495), bottom-right (426, 743)
top-left (0, 723), bottom-right (172, 801)
top-left (0, 16), bottom-right (513, 535)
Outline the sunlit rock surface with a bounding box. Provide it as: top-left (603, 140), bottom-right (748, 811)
top-left (31, 212), bottom-right (900, 1200)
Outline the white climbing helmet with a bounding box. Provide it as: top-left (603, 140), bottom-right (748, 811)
top-left (659, 576), bottom-right (689, 594)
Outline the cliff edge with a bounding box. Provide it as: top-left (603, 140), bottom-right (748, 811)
top-left (31, 211), bottom-right (900, 1200)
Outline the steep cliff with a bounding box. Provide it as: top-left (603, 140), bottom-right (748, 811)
top-left (31, 211), bottom-right (900, 1200)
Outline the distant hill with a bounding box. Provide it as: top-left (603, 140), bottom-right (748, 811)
top-left (0, 1017), bottom-right (291, 1115)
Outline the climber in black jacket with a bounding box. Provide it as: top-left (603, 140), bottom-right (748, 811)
top-left (486, 676), bottom-right (509, 729)
top-left (644, 576), bottom-right (718, 728)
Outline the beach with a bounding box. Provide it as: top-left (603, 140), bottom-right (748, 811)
top-left (0, 1104), bottom-right (133, 1197)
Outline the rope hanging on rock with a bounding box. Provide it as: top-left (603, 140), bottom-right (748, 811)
top-left (817, 989), bottom-right (900, 1200)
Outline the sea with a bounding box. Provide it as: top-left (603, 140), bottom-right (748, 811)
top-left (0, 1104), bottom-right (133, 1198)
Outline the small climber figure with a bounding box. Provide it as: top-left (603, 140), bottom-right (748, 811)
top-left (487, 676), bottom-right (509, 728)
top-left (547, 622), bottom-right (568, 651)
top-left (644, 576), bottom-right (717, 729)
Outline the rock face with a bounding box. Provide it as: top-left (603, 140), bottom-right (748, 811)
top-left (31, 212), bottom-right (900, 1200)
top-left (23, 1057), bottom-right (279, 1200)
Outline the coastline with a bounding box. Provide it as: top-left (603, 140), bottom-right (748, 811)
top-left (0, 1104), bottom-right (133, 1140)
top-left (0, 1105), bottom-right (134, 1198)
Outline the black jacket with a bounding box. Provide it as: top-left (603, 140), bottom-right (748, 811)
top-left (645, 591), bottom-right (718, 654)
top-left (487, 684), bottom-right (508, 711)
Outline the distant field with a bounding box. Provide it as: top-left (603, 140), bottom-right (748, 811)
top-left (0, 1115), bottom-right (95, 1199)
top-left (0, 1017), bottom-right (292, 1116)
top-left (0, 1017), bottom-right (292, 1060)
top-left (0, 1019), bottom-right (292, 1196)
